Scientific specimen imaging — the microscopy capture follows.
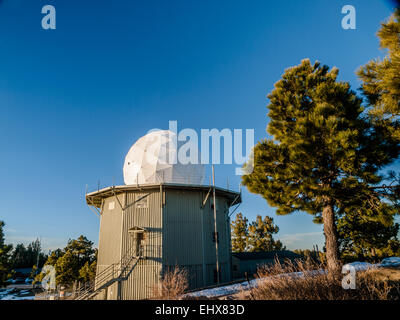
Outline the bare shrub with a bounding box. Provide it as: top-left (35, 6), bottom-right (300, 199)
top-left (152, 266), bottom-right (189, 300)
top-left (246, 257), bottom-right (398, 300)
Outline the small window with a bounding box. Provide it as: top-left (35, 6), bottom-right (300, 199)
top-left (136, 196), bottom-right (148, 208)
top-left (108, 201), bottom-right (115, 210)
top-left (212, 232), bottom-right (219, 243)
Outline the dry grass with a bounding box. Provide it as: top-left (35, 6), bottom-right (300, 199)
top-left (369, 267), bottom-right (400, 282)
top-left (243, 257), bottom-right (400, 300)
top-left (151, 266), bottom-right (189, 300)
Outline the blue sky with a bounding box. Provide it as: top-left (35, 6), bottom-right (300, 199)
top-left (0, 0), bottom-right (398, 251)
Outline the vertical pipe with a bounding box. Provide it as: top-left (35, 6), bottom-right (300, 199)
top-left (227, 207), bottom-right (232, 282)
top-left (212, 165), bottom-right (220, 284)
top-left (117, 281), bottom-right (121, 300)
top-left (201, 200), bottom-right (206, 286)
top-left (119, 193), bottom-right (126, 299)
top-left (120, 193), bottom-right (126, 263)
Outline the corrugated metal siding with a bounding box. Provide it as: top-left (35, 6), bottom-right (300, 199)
top-left (162, 189), bottom-right (232, 288)
top-left (202, 192), bottom-right (231, 286)
top-left (95, 186), bottom-right (233, 299)
top-left (95, 195), bottom-right (124, 300)
top-left (120, 190), bottom-right (163, 300)
top-left (97, 196), bottom-right (123, 266)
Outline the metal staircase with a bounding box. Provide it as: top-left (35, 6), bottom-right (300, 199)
top-left (74, 245), bottom-right (143, 300)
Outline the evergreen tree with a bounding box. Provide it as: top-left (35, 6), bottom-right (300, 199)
top-left (247, 215), bottom-right (285, 252)
top-left (242, 59), bottom-right (400, 271)
top-left (11, 244), bottom-right (27, 269)
top-left (355, 8), bottom-right (400, 262)
top-left (65, 235), bottom-right (95, 265)
top-left (35, 235), bottom-right (96, 286)
top-left (79, 260), bottom-right (97, 283)
top-left (0, 221), bottom-right (13, 286)
top-left (231, 213), bottom-right (249, 252)
top-left (55, 250), bottom-right (79, 286)
top-left (337, 202), bottom-right (400, 263)
top-left (30, 265), bottom-right (38, 279)
top-left (358, 8), bottom-right (400, 141)
top-left (45, 249), bottom-right (64, 266)
top-left (34, 248), bottom-right (64, 285)
top-left (27, 239), bottom-right (46, 267)
top-left (11, 239), bottom-right (48, 269)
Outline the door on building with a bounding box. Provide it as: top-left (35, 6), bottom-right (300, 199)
top-left (128, 226), bottom-right (146, 257)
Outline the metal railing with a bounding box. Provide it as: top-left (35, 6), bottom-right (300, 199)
top-left (74, 244), bottom-right (143, 300)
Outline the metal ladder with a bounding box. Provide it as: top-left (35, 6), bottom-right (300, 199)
top-left (74, 245), bottom-right (143, 300)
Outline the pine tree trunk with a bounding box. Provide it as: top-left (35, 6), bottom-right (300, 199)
top-left (322, 202), bottom-right (341, 272)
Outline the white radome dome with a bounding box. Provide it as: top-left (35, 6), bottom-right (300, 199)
top-left (123, 130), bottom-right (205, 185)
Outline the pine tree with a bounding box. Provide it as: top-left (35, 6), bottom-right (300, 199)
top-left (354, 7), bottom-right (400, 262)
top-left (79, 260), bottom-right (97, 283)
top-left (242, 59), bottom-right (400, 271)
top-left (30, 265), bottom-right (38, 279)
top-left (65, 235), bottom-right (95, 266)
top-left (337, 202), bottom-right (400, 263)
top-left (11, 244), bottom-right (27, 269)
top-left (231, 213), bottom-right (249, 252)
top-left (247, 215), bottom-right (285, 252)
top-left (11, 239), bottom-right (48, 269)
top-left (358, 8), bottom-right (400, 139)
top-left (46, 249), bottom-right (64, 266)
top-left (34, 248), bottom-right (64, 285)
top-left (35, 235), bottom-right (96, 286)
top-left (55, 250), bottom-right (79, 286)
top-left (0, 221), bottom-right (13, 286)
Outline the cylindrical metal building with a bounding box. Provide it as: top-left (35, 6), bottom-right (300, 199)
top-left (84, 182), bottom-right (241, 300)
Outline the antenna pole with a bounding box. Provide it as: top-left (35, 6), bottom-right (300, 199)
top-left (36, 236), bottom-right (41, 271)
top-left (212, 165), bottom-right (220, 284)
